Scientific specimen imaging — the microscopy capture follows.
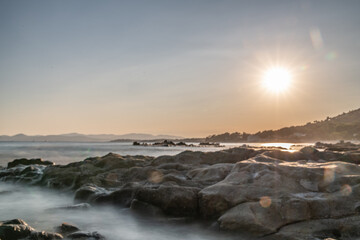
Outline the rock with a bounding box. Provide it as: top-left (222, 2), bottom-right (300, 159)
top-left (299, 178), bottom-right (318, 191)
top-left (66, 231), bottom-right (105, 240)
top-left (198, 153), bottom-right (360, 235)
top-left (300, 146), bottom-right (319, 155)
top-left (7, 158), bottom-right (54, 169)
top-left (2, 219), bottom-right (28, 225)
top-left (0, 219), bottom-right (63, 240)
top-left (218, 198), bottom-right (310, 235)
top-left (270, 215), bottom-right (360, 240)
top-left (94, 187), bottom-right (138, 207)
top-left (0, 219), bottom-right (35, 240)
top-left (28, 231), bottom-right (63, 239)
top-left (74, 184), bottom-right (108, 203)
top-left (315, 141), bottom-right (360, 152)
top-left (186, 163), bottom-right (234, 183)
top-left (55, 223), bottom-right (80, 235)
top-left (130, 199), bottom-right (164, 217)
top-left (135, 185), bottom-right (200, 217)
top-left (153, 140), bottom-right (176, 147)
top-left (176, 141), bottom-right (187, 146)
top-left (38, 153), bottom-right (151, 190)
top-left (263, 150), bottom-right (306, 162)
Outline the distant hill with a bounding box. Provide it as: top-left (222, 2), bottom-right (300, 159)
top-left (205, 108), bottom-right (360, 143)
top-left (0, 133), bottom-right (182, 142)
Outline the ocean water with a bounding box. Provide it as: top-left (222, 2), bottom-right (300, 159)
top-left (0, 141), bottom-right (232, 166)
top-left (0, 141), bottom-right (310, 166)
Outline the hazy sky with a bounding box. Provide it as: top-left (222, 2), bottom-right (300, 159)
top-left (1, 0), bottom-right (360, 137)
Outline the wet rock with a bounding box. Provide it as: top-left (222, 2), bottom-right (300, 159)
top-left (0, 164), bottom-right (46, 184)
top-left (270, 215), bottom-right (360, 240)
top-left (94, 187), bottom-right (138, 207)
top-left (218, 198), bottom-right (310, 235)
top-left (39, 153), bottom-right (151, 190)
top-left (66, 231), bottom-right (105, 240)
top-left (0, 219), bottom-right (63, 240)
top-left (315, 141), bottom-right (360, 152)
top-left (135, 185), bottom-right (200, 217)
top-left (299, 146), bottom-right (319, 156)
top-left (130, 199), bottom-right (164, 217)
top-left (7, 158), bottom-right (54, 169)
top-left (74, 184), bottom-right (108, 203)
top-left (0, 219), bottom-right (35, 240)
top-left (2, 219), bottom-right (28, 225)
top-left (55, 223), bottom-right (80, 235)
top-left (28, 231), bottom-right (63, 239)
top-left (187, 163), bottom-right (234, 183)
top-left (207, 154), bottom-right (360, 235)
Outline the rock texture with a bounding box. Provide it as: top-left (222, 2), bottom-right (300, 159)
top-left (55, 223), bottom-right (80, 235)
top-left (7, 158), bottom-right (54, 168)
top-left (0, 219), bottom-right (106, 240)
top-left (0, 219), bottom-right (62, 240)
top-left (2, 144), bottom-right (360, 239)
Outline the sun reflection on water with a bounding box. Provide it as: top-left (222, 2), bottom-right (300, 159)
top-left (260, 143), bottom-right (295, 152)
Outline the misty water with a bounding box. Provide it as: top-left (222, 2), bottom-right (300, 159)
top-left (0, 141), bottom-right (309, 239)
top-left (0, 182), bottom-right (249, 240)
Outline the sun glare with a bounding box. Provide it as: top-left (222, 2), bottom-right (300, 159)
top-left (262, 67), bottom-right (292, 93)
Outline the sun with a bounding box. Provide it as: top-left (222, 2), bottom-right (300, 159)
top-left (262, 67), bottom-right (292, 93)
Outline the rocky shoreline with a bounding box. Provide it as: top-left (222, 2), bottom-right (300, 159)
top-left (1, 142), bottom-right (360, 239)
top-left (132, 140), bottom-right (224, 147)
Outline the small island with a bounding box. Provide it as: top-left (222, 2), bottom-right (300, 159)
top-left (132, 140), bottom-right (223, 147)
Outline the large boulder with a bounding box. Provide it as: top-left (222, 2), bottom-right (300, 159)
top-left (135, 185), bottom-right (201, 217)
top-left (186, 163), bottom-right (234, 183)
top-left (269, 215), bottom-right (360, 240)
top-left (74, 184), bottom-right (109, 203)
top-left (39, 153), bottom-right (151, 190)
top-left (199, 153), bottom-right (360, 236)
top-left (130, 199), bottom-right (164, 217)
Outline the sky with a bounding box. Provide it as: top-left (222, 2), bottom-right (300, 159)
top-left (1, 0), bottom-right (360, 137)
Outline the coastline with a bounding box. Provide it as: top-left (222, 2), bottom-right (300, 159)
top-left (1, 142), bottom-right (360, 239)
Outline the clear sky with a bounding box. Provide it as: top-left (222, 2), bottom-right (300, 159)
top-left (1, 0), bottom-right (360, 137)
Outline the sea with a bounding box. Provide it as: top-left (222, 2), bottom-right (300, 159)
top-left (0, 141), bottom-right (311, 240)
top-left (0, 141), bottom-right (309, 166)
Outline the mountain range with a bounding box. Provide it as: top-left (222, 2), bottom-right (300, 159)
top-left (2, 108), bottom-right (359, 143)
top-left (0, 133), bottom-right (182, 142)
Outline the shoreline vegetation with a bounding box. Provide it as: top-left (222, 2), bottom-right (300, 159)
top-left (203, 108), bottom-right (360, 143)
top-left (1, 141), bottom-right (360, 239)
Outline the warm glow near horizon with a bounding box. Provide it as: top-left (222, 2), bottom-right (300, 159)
top-left (262, 67), bottom-right (292, 94)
